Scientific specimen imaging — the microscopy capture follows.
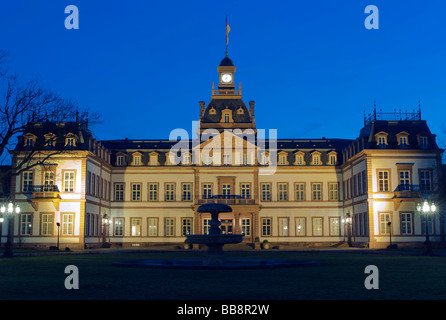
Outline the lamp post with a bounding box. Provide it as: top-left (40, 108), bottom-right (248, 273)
top-left (417, 200), bottom-right (436, 255)
top-left (0, 216), bottom-right (4, 248)
top-left (1, 202), bottom-right (21, 257)
top-left (101, 214), bottom-right (111, 248)
top-left (342, 214), bottom-right (352, 247)
top-left (56, 222), bottom-right (60, 250)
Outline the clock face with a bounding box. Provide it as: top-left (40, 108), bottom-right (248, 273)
top-left (221, 73), bottom-right (232, 83)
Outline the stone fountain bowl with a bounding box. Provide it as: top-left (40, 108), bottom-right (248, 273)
top-left (186, 234), bottom-right (243, 244)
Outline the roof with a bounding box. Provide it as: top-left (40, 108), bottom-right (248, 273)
top-left (201, 98), bottom-right (253, 123)
top-left (359, 120), bottom-right (439, 150)
top-left (219, 56), bottom-right (234, 66)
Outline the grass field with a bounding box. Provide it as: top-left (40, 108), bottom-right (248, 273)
top-left (0, 250), bottom-right (445, 300)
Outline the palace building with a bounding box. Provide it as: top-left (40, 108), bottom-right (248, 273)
top-left (5, 54), bottom-right (445, 250)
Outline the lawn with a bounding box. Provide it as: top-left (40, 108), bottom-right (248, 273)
top-left (0, 250), bottom-right (445, 300)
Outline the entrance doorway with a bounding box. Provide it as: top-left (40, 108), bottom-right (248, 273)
top-left (220, 219), bottom-right (233, 234)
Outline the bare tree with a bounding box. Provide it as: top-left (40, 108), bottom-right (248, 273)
top-left (0, 51), bottom-right (100, 181)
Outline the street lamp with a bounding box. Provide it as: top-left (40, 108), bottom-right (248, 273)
top-left (1, 201), bottom-right (21, 257)
top-left (0, 216), bottom-right (4, 247)
top-left (101, 214), bottom-right (111, 248)
top-left (342, 215), bottom-right (352, 247)
top-left (417, 200), bottom-right (436, 255)
top-left (56, 222), bottom-right (61, 250)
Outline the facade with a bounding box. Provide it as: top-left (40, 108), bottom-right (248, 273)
top-left (4, 55), bottom-right (444, 249)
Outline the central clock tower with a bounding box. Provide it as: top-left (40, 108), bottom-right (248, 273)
top-left (217, 54), bottom-right (236, 90)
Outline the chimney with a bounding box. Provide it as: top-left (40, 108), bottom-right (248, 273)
top-left (199, 101), bottom-right (205, 117)
top-left (249, 101), bottom-right (255, 118)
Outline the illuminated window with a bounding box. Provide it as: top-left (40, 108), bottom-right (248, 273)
top-left (312, 183), bottom-right (322, 201)
top-left (312, 217), bottom-right (323, 236)
top-left (278, 218), bottom-right (289, 236)
top-left (114, 218), bottom-right (124, 236)
top-left (329, 217), bottom-right (340, 236)
top-left (377, 170), bottom-right (390, 192)
top-left (148, 218), bottom-right (158, 236)
top-left (296, 218), bottom-right (306, 236)
top-left (328, 183), bottom-right (338, 200)
top-left (20, 214), bottom-right (32, 236)
top-left (41, 213), bottom-right (53, 236)
top-left (62, 213), bottom-right (74, 236)
top-left (131, 218), bottom-right (141, 236)
top-left (379, 213), bottom-right (390, 234)
top-left (63, 171), bottom-right (75, 192)
top-left (43, 172), bottom-right (55, 191)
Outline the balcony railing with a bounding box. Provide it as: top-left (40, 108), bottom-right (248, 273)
top-left (198, 195), bottom-right (255, 205)
top-left (394, 184), bottom-right (421, 198)
top-left (31, 185), bottom-right (60, 199)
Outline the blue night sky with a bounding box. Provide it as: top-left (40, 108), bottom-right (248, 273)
top-left (1, 0), bottom-right (446, 143)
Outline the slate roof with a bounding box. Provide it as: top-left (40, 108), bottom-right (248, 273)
top-left (359, 120), bottom-right (439, 150)
top-left (201, 99), bottom-right (253, 123)
top-left (219, 56), bottom-right (234, 66)
top-left (14, 121), bottom-right (93, 151)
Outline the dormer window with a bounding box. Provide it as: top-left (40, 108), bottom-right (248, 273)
top-left (328, 151), bottom-right (337, 165)
top-left (419, 135), bottom-right (428, 149)
top-left (183, 153), bottom-right (191, 165)
top-left (64, 133), bottom-right (78, 149)
top-left (149, 152), bottom-right (159, 166)
top-left (132, 153), bottom-right (142, 166)
top-left (116, 152), bottom-right (125, 167)
top-left (23, 133), bottom-right (37, 149)
top-left (261, 152), bottom-right (270, 165)
top-left (294, 151), bottom-right (305, 165)
top-left (311, 151), bottom-right (321, 165)
top-left (220, 109), bottom-right (233, 123)
top-left (375, 131), bottom-right (388, 149)
top-left (44, 133), bottom-right (57, 149)
top-left (278, 151), bottom-right (288, 165)
top-left (66, 137), bottom-right (75, 148)
top-left (396, 131), bottom-right (410, 149)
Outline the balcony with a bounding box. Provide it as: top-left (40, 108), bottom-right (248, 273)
top-left (32, 185), bottom-right (61, 199)
top-left (31, 185), bottom-right (61, 211)
top-left (198, 195), bottom-right (255, 205)
top-left (394, 184), bottom-right (422, 198)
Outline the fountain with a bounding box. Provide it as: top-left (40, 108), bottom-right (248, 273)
top-left (112, 203), bottom-right (318, 269)
top-left (186, 203), bottom-right (242, 266)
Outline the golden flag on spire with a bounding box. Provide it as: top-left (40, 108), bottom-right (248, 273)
top-left (226, 16), bottom-right (231, 47)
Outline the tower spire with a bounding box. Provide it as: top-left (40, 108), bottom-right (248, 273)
top-left (225, 15), bottom-right (230, 56)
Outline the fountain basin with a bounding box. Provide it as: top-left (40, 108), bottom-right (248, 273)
top-left (112, 259), bottom-right (319, 270)
top-left (186, 234), bottom-right (243, 244)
